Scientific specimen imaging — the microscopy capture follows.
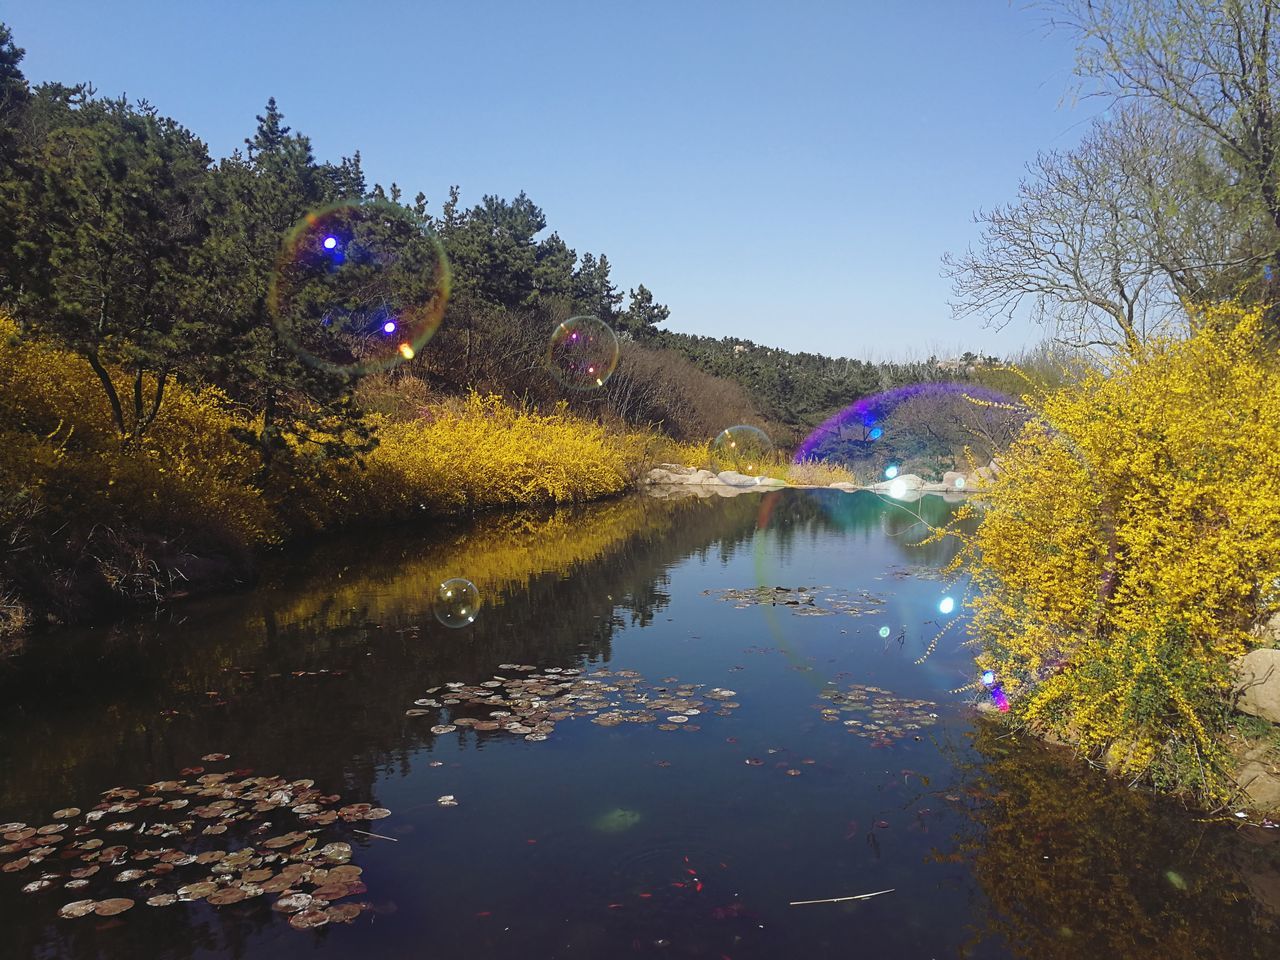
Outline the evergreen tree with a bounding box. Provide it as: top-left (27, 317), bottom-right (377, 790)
top-left (2, 89), bottom-right (212, 437)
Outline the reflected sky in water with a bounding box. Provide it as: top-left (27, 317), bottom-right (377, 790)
top-left (0, 490), bottom-right (1276, 959)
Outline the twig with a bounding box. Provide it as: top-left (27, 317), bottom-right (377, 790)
top-left (353, 829), bottom-right (398, 842)
top-left (789, 888), bottom-right (895, 906)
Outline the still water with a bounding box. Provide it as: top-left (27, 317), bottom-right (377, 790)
top-left (0, 490), bottom-right (1277, 959)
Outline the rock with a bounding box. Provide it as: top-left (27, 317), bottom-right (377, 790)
top-left (688, 469), bottom-right (718, 484)
top-left (645, 468), bottom-right (677, 485)
top-left (657, 463), bottom-right (697, 476)
top-left (1235, 760), bottom-right (1280, 813)
top-left (974, 466), bottom-right (993, 483)
top-left (829, 482), bottom-right (860, 492)
top-left (1254, 611), bottom-right (1280, 649)
top-left (755, 476), bottom-right (786, 488)
top-left (715, 471), bottom-right (762, 487)
top-left (942, 470), bottom-right (970, 490)
top-left (868, 473), bottom-right (924, 495)
top-left (1233, 649), bottom-right (1280, 723)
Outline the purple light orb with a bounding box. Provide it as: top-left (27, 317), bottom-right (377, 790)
top-left (383, 320), bottom-right (398, 335)
top-left (990, 685), bottom-right (1010, 712)
top-left (323, 236), bottom-right (338, 250)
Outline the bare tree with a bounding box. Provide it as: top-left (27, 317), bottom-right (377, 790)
top-left (945, 111), bottom-right (1183, 355)
top-left (1044, 0), bottom-right (1280, 274)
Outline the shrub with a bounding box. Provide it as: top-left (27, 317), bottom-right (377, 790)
top-left (945, 302), bottom-right (1280, 800)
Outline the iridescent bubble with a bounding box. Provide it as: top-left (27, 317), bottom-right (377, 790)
top-left (938, 596), bottom-right (956, 615)
top-left (434, 578), bottom-right (479, 629)
top-left (792, 383), bottom-right (1031, 492)
top-left (269, 199), bottom-right (451, 376)
top-left (710, 425), bottom-right (775, 485)
top-left (546, 316), bottom-right (620, 390)
top-left (878, 625), bottom-right (892, 639)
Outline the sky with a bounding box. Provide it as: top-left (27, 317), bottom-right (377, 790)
top-left (6, 1), bottom-right (1100, 360)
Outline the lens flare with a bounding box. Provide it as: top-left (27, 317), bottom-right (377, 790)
top-left (434, 578), bottom-right (480, 628)
top-left (938, 596), bottom-right (956, 615)
top-left (710, 426), bottom-right (774, 485)
top-left (547, 316), bottom-right (620, 390)
top-left (884, 465), bottom-right (899, 480)
top-left (269, 199), bottom-right (451, 376)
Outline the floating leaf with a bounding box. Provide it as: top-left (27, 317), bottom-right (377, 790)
top-left (326, 902), bottom-right (362, 923)
top-left (58, 899), bottom-right (97, 918)
top-left (289, 907), bottom-right (330, 929)
top-left (207, 886), bottom-right (252, 906)
top-left (93, 898), bottom-right (135, 916)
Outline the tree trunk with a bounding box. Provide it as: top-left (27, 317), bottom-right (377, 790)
top-left (84, 350), bottom-right (126, 437)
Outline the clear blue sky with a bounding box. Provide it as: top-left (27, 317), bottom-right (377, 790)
top-left (7, 1), bottom-right (1097, 359)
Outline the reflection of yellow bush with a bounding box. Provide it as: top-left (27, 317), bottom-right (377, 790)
top-left (947, 303), bottom-right (1280, 798)
top-left (265, 497), bottom-right (679, 634)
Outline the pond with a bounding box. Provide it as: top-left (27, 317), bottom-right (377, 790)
top-left (1, 489), bottom-right (1277, 959)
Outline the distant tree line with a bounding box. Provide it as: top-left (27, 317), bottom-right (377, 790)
top-left (0, 20), bottom-right (1011, 475)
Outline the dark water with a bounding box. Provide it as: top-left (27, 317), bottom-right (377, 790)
top-left (0, 490), bottom-right (1277, 960)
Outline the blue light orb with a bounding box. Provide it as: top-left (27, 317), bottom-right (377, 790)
top-left (878, 625), bottom-right (891, 639)
top-left (938, 596), bottom-right (956, 615)
top-left (869, 427), bottom-right (884, 440)
top-left (382, 320), bottom-right (397, 334)
top-left (323, 236), bottom-right (338, 250)
top-left (884, 465), bottom-right (899, 479)
top-left (981, 670), bottom-right (995, 686)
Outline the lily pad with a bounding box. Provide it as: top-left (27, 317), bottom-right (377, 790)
top-left (289, 907), bottom-right (330, 929)
top-left (58, 899), bottom-right (97, 918)
top-left (93, 897), bottom-right (135, 916)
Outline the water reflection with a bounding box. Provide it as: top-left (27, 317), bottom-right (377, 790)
top-left (0, 491), bottom-right (1275, 960)
top-left (950, 721), bottom-right (1280, 959)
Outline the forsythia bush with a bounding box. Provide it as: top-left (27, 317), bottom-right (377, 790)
top-left (951, 303), bottom-right (1280, 798)
top-left (1, 317), bottom-right (660, 629)
top-left (357, 393), bottom-right (645, 514)
top-left (0, 316), bottom-right (274, 552)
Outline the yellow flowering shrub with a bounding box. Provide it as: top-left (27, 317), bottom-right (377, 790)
top-left (0, 316), bottom-right (274, 552)
top-left (355, 393), bottom-right (647, 515)
top-left (947, 303), bottom-right (1280, 798)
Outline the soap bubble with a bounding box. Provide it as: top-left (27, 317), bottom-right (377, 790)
top-left (434, 578), bottom-right (479, 628)
top-left (269, 199), bottom-right (451, 376)
top-left (938, 596), bottom-right (956, 615)
top-left (547, 316), bottom-right (620, 389)
top-left (710, 426), bottom-right (775, 485)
